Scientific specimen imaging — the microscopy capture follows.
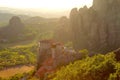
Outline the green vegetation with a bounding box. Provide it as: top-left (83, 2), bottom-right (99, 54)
top-left (51, 52), bottom-right (120, 80)
top-left (0, 16), bottom-right (58, 79)
top-left (0, 16), bottom-right (57, 44)
top-left (0, 45), bottom-right (37, 70)
top-left (0, 70), bottom-right (35, 80)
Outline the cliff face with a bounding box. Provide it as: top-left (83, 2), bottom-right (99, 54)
top-left (54, 16), bottom-right (71, 43)
top-left (70, 0), bottom-right (120, 53)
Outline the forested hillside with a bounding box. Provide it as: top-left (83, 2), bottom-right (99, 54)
top-left (0, 45), bottom-right (36, 70)
top-left (51, 49), bottom-right (120, 80)
top-left (0, 14), bottom-right (59, 79)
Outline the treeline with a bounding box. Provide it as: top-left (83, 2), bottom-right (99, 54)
top-left (50, 51), bottom-right (120, 80)
top-left (0, 45), bottom-right (37, 70)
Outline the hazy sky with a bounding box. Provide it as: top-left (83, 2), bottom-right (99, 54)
top-left (0, 0), bottom-right (93, 10)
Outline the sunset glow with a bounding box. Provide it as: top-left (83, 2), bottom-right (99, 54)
top-left (0, 0), bottom-right (93, 10)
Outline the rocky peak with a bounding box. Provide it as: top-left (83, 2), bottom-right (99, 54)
top-left (70, 0), bottom-right (120, 53)
top-left (93, 0), bottom-right (120, 17)
top-left (9, 16), bottom-right (24, 28)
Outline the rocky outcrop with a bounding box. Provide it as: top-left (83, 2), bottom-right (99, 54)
top-left (70, 0), bottom-right (120, 53)
top-left (54, 16), bottom-right (71, 43)
top-left (36, 40), bottom-right (82, 78)
top-left (9, 16), bottom-right (24, 28)
top-left (0, 16), bottom-right (24, 41)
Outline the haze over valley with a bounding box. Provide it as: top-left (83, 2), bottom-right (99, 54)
top-left (0, 0), bottom-right (92, 18)
top-left (0, 0), bottom-right (120, 80)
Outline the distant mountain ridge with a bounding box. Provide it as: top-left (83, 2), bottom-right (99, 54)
top-left (0, 13), bottom-right (14, 23)
top-left (0, 7), bottom-right (69, 18)
top-left (0, 12), bottom-right (30, 24)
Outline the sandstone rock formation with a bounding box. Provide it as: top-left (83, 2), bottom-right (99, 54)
top-left (36, 39), bottom-right (82, 78)
top-left (70, 0), bottom-right (120, 53)
top-left (54, 16), bottom-right (71, 43)
top-left (0, 16), bottom-right (24, 42)
top-left (9, 16), bottom-right (24, 28)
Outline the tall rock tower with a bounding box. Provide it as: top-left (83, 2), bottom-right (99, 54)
top-left (70, 0), bottom-right (120, 53)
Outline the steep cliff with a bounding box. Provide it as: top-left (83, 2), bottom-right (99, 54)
top-left (70, 0), bottom-right (120, 53)
top-left (54, 16), bottom-right (71, 43)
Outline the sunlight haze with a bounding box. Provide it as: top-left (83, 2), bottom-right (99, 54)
top-left (0, 0), bottom-right (93, 10)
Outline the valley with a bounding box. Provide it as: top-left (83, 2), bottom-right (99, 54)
top-left (0, 0), bottom-right (120, 80)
